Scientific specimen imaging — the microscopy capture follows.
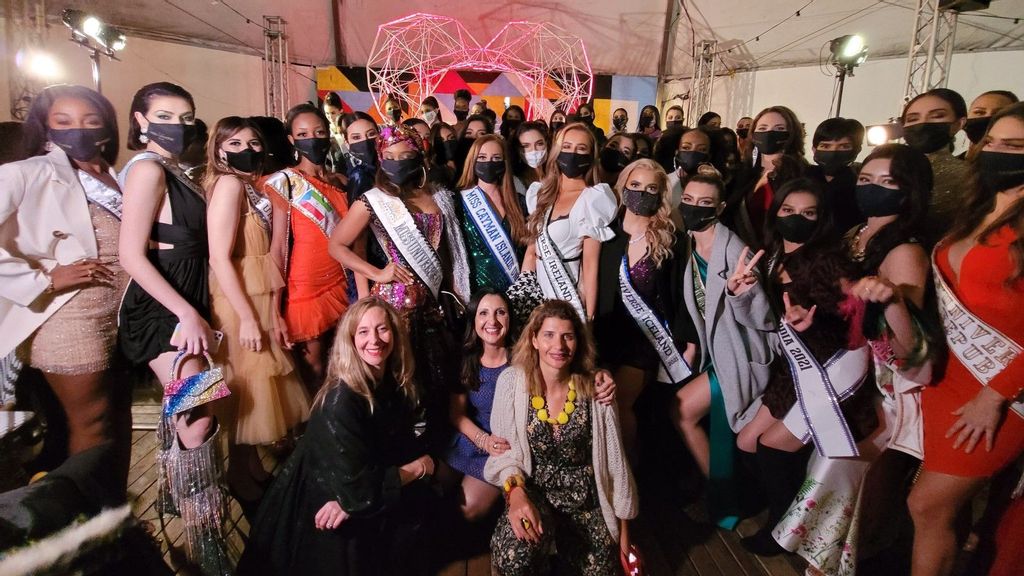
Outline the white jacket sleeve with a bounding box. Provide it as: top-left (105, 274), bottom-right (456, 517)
top-left (0, 163), bottom-right (52, 307)
top-left (594, 400), bottom-right (639, 520)
top-left (484, 367), bottom-right (528, 487)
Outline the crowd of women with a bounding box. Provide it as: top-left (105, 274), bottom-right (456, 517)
top-left (0, 79), bottom-right (1022, 576)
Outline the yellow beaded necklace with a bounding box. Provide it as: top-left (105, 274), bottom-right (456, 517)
top-left (531, 381), bottom-right (577, 425)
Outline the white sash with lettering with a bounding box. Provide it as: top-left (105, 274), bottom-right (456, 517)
top-left (779, 322), bottom-right (871, 458)
top-left (870, 338), bottom-right (927, 459)
top-left (364, 188), bottom-right (444, 299)
top-left (461, 187), bottom-right (520, 285)
top-left (536, 206), bottom-right (586, 319)
top-left (933, 253), bottom-right (1024, 418)
top-left (619, 256), bottom-right (691, 384)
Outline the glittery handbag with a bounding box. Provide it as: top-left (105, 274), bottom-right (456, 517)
top-left (162, 351), bottom-right (230, 418)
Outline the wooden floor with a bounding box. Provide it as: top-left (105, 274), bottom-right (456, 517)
top-left (127, 425), bottom-right (802, 576)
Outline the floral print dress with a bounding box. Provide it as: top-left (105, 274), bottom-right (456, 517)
top-left (491, 399), bottom-right (618, 576)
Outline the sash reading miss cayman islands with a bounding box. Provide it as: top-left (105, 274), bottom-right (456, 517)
top-left (618, 256), bottom-right (691, 384)
top-left (779, 321), bottom-right (871, 458)
top-left (364, 188), bottom-right (444, 299)
top-left (461, 187), bottom-right (520, 286)
top-left (933, 250), bottom-right (1024, 418)
top-left (536, 206), bottom-right (587, 320)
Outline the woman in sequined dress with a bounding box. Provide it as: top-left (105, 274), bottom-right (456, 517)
top-left (456, 134), bottom-right (529, 294)
top-left (485, 300), bottom-right (639, 576)
top-left (0, 85), bottom-right (129, 474)
top-left (330, 124), bottom-right (470, 454)
top-left (594, 159), bottom-right (697, 462)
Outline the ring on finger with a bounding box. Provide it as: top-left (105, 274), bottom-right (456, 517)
top-left (521, 518), bottom-right (531, 530)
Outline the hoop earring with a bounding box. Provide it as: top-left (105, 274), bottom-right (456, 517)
top-left (418, 166), bottom-right (428, 189)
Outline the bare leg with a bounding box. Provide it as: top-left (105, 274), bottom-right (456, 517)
top-left (613, 365), bottom-right (647, 465)
top-left (908, 471), bottom-right (987, 576)
top-left (671, 373), bottom-right (712, 476)
top-left (292, 329), bottom-right (334, 395)
top-left (460, 475), bottom-right (502, 523)
top-left (150, 352), bottom-right (214, 448)
top-left (759, 419), bottom-right (806, 453)
top-left (736, 405), bottom-right (776, 454)
top-left (43, 371), bottom-right (113, 455)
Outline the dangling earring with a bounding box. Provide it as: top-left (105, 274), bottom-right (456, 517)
top-left (294, 149), bottom-right (301, 163)
top-left (44, 141), bottom-right (55, 152)
top-left (139, 127), bottom-right (149, 144)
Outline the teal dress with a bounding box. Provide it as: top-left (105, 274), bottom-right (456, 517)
top-left (693, 250), bottom-right (739, 530)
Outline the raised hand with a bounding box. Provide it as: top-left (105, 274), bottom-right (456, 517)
top-left (782, 292), bottom-right (817, 333)
top-left (727, 247), bottom-right (765, 296)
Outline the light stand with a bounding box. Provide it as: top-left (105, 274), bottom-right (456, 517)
top-left (62, 9), bottom-right (126, 94)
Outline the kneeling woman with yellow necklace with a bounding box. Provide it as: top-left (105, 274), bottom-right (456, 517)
top-left (485, 300), bottom-right (640, 576)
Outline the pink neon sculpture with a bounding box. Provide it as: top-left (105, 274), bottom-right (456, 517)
top-left (366, 13), bottom-right (593, 122)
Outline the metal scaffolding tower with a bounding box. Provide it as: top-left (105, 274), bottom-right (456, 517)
top-left (263, 16), bottom-right (290, 120)
top-left (901, 0), bottom-right (959, 108)
top-left (687, 40), bottom-right (717, 124)
top-left (4, 0), bottom-right (47, 120)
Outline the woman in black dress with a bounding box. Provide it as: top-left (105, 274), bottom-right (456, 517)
top-left (118, 82), bottom-right (230, 574)
top-left (239, 297), bottom-right (436, 576)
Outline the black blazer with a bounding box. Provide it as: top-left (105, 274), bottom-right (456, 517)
top-left (593, 215), bottom-right (698, 371)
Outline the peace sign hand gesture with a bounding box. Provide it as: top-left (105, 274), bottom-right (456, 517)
top-left (727, 247), bottom-right (765, 296)
top-left (783, 292), bottom-right (817, 333)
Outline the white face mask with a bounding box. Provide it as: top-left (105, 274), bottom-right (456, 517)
top-left (524, 149), bottom-right (546, 168)
top-left (423, 110), bottom-right (437, 125)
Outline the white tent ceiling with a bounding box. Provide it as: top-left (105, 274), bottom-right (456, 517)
top-left (33, 0), bottom-right (1024, 77)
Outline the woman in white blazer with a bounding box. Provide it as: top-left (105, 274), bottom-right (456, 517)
top-left (0, 85), bottom-right (129, 469)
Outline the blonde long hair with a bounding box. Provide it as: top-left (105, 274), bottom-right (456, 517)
top-left (527, 122), bottom-right (600, 238)
top-left (511, 300), bottom-right (596, 399)
top-left (614, 159), bottom-right (677, 267)
top-left (315, 297), bottom-right (417, 412)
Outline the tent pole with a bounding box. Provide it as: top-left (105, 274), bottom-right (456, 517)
top-left (656, 0), bottom-right (682, 110)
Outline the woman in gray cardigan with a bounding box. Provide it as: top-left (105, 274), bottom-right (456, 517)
top-left (484, 300), bottom-right (639, 576)
top-left (671, 170), bottom-right (777, 528)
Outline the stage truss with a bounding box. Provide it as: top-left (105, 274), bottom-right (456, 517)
top-left (366, 13), bottom-right (592, 122)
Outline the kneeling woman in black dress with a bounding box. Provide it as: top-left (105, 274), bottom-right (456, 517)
top-left (239, 297), bottom-right (436, 576)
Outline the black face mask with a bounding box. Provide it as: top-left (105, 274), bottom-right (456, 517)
top-left (474, 160), bottom-right (506, 184)
top-left (963, 117), bottom-right (991, 145)
top-left (736, 128), bottom-right (750, 139)
top-left (48, 127), bottom-right (109, 162)
top-left (639, 115), bottom-right (654, 129)
top-left (434, 139), bottom-right (458, 164)
top-left (578, 114), bottom-right (594, 125)
top-left (500, 120), bottom-right (521, 140)
top-left (293, 137), bottom-right (332, 166)
top-left (550, 121), bottom-right (565, 133)
top-left (456, 137), bottom-right (475, 165)
top-left (454, 109), bottom-right (469, 122)
top-left (977, 150), bottom-right (1024, 196)
top-left (666, 120), bottom-right (683, 130)
top-left (557, 151), bottom-right (592, 178)
top-left (855, 183), bottom-right (906, 217)
top-left (224, 148), bottom-right (264, 174)
top-left (675, 150), bottom-right (709, 175)
top-left (381, 156), bottom-right (424, 187)
top-left (599, 148), bottom-right (629, 173)
top-left (679, 203), bottom-right (718, 232)
top-left (814, 149), bottom-right (858, 176)
top-left (622, 188), bottom-right (660, 217)
top-left (349, 138), bottom-right (377, 170)
top-left (775, 214), bottom-right (817, 244)
top-left (146, 123), bottom-right (197, 156)
top-left (613, 117), bottom-right (627, 131)
top-left (752, 130), bottom-right (789, 155)
top-left (903, 122), bottom-right (953, 154)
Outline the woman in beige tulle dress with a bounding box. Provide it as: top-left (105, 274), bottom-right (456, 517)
top-left (205, 116), bottom-right (310, 509)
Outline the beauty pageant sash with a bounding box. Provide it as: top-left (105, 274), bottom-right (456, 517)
top-left (779, 322), bottom-right (871, 458)
top-left (77, 169), bottom-right (122, 220)
top-left (364, 187), bottom-right (444, 299)
top-left (932, 252), bottom-right (1024, 418)
top-left (536, 206), bottom-right (586, 319)
top-left (264, 169), bottom-right (340, 238)
top-left (619, 256), bottom-right (691, 384)
top-left (870, 339), bottom-right (926, 459)
top-left (461, 187), bottom-right (520, 286)
top-left (243, 183), bottom-right (272, 231)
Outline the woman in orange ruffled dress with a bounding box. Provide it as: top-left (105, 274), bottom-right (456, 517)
top-left (263, 103), bottom-right (350, 392)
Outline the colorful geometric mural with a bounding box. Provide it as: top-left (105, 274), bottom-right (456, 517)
top-left (316, 66), bottom-right (657, 135)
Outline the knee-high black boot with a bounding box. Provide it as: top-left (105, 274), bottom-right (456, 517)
top-left (740, 439), bottom-right (809, 556)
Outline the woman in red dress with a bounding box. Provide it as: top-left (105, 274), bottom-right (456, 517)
top-left (908, 102), bottom-right (1024, 575)
top-left (263, 104), bottom-right (350, 392)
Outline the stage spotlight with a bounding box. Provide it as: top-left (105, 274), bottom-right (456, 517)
top-left (830, 35), bottom-right (868, 67)
top-left (866, 122), bottom-right (903, 146)
top-left (82, 16), bottom-right (102, 38)
top-left (61, 8), bottom-right (126, 93)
